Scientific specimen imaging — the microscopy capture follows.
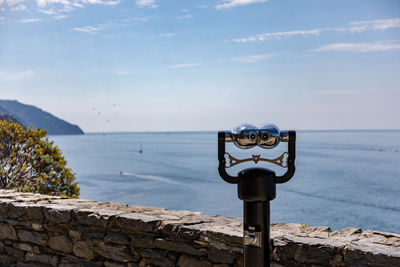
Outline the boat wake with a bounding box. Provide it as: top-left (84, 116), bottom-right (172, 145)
top-left (119, 171), bottom-right (184, 186)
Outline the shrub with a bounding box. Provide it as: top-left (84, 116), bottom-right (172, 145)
top-left (0, 120), bottom-right (79, 197)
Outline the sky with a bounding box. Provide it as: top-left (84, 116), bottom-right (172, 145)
top-left (0, 0), bottom-right (399, 132)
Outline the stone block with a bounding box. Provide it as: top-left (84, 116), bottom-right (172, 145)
top-left (82, 232), bottom-right (105, 240)
top-left (45, 223), bottom-right (70, 233)
top-left (178, 255), bottom-right (212, 267)
top-left (95, 242), bottom-right (135, 262)
top-left (13, 242), bottom-right (33, 252)
top-left (59, 255), bottom-right (102, 266)
top-left (25, 252), bottom-right (58, 265)
top-left (0, 253), bottom-right (15, 266)
top-left (4, 219), bottom-right (27, 227)
top-left (138, 248), bottom-right (167, 259)
top-left (208, 246), bottom-right (235, 264)
top-left (131, 236), bottom-right (156, 248)
top-left (131, 237), bottom-right (205, 256)
top-left (155, 238), bottom-right (206, 256)
top-left (73, 240), bottom-right (95, 260)
top-left (18, 230), bottom-right (48, 246)
top-left (69, 230), bottom-right (82, 242)
top-left (33, 245), bottom-right (40, 254)
top-left (329, 254), bottom-right (345, 267)
top-left (142, 256), bottom-right (176, 267)
top-left (0, 223), bottom-right (17, 240)
top-left (26, 205), bottom-right (44, 223)
top-left (104, 260), bottom-right (125, 267)
top-left (44, 205), bottom-right (74, 224)
top-left (7, 204), bottom-right (28, 220)
top-left (4, 245), bottom-right (24, 258)
top-left (17, 262), bottom-right (49, 267)
top-left (74, 209), bottom-right (108, 228)
top-left (109, 213), bottom-right (161, 234)
top-left (49, 235), bottom-right (73, 253)
top-left (160, 223), bottom-right (201, 241)
top-left (105, 233), bottom-right (130, 245)
top-left (32, 223), bottom-right (44, 231)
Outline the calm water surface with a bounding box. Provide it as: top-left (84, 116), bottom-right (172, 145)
top-left (51, 131), bottom-right (400, 233)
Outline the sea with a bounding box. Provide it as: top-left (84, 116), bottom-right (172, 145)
top-left (50, 130), bottom-right (400, 234)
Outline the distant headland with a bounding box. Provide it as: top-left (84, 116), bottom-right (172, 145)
top-left (0, 100), bottom-right (84, 135)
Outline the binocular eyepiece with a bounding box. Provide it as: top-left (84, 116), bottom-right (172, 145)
top-left (224, 123), bottom-right (289, 149)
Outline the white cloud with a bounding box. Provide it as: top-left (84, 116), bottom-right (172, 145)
top-left (135, 0), bottom-right (157, 8)
top-left (54, 14), bottom-right (67, 19)
top-left (29, 0), bottom-right (120, 18)
top-left (232, 17), bottom-right (400, 43)
top-left (0, 0), bottom-right (26, 13)
top-left (168, 63), bottom-right (200, 69)
top-left (36, 0), bottom-right (70, 8)
top-left (231, 54), bottom-right (275, 63)
top-left (36, 0), bottom-right (119, 7)
top-left (19, 18), bottom-right (43, 23)
top-left (348, 18), bottom-right (400, 32)
top-left (233, 29), bottom-right (322, 43)
top-left (312, 42), bottom-right (400, 53)
top-left (72, 18), bottom-right (149, 34)
top-left (216, 0), bottom-right (267, 9)
top-left (10, 4), bottom-right (26, 11)
top-left (38, 8), bottom-right (57, 15)
top-left (0, 0), bottom-right (25, 6)
top-left (0, 70), bottom-right (34, 81)
top-left (72, 25), bottom-right (103, 34)
top-left (177, 14), bottom-right (192, 20)
top-left (159, 32), bottom-right (177, 37)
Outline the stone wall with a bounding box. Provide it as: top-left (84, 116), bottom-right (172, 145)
top-left (0, 190), bottom-right (399, 267)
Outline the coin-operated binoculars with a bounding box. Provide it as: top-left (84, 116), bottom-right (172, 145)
top-left (218, 124), bottom-right (296, 267)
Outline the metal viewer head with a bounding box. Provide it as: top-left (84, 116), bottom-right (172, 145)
top-left (225, 123), bottom-right (289, 149)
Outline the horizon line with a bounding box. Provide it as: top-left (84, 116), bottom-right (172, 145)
top-left (76, 129), bottom-right (400, 135)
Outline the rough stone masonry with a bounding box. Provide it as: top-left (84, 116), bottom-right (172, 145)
top-left (0, 190), bottom-right (399, 267)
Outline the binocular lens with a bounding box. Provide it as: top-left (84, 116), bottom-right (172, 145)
top-left (258, 124), bottom-right (280, 149)
top-left (230, 123), bottom-right (282, 149)
top-left (249, 132), bottom-right (257, 141)
top-left (261, 133), bottom-right (268, 140)
top-left (232, 124), bottom-right (258, 149)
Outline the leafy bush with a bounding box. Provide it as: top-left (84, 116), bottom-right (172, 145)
top-left (0, 120), bottom-right (79, 197)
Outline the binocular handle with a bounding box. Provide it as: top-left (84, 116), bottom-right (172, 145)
top-left (218, 130), bottom-right (296, 184)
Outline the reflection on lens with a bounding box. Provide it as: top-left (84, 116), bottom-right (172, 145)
top-left (232, 124), bottom-right (258, 149)
top-left (258, 123), bottom-right (281, 149)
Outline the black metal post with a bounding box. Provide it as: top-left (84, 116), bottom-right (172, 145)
top-left (243, 201), bottom-right (270, 266)
top-left (238, 168), bottom-right (276, 267)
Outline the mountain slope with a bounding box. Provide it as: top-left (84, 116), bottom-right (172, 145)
top-left (0, 113), bottom-right (23, 126)
top-left (0, 100), bottom-right (84, 135)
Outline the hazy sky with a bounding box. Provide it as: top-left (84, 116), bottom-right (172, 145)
top-left (1, 0), bottom-right (399, 132)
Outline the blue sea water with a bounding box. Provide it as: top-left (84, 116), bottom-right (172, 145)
top-left (51, 131), bottom-right (400, 233)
